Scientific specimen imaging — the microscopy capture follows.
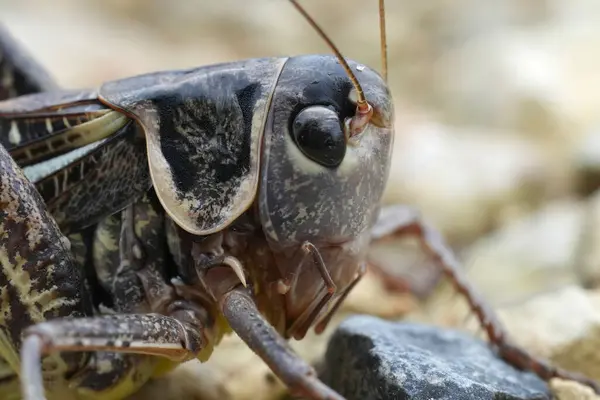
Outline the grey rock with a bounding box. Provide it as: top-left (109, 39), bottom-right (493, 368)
top-left (323, 315), bottom-right (551, 400)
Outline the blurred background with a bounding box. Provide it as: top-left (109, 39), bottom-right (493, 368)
top-left (3, 0), bottom-right (600, 399)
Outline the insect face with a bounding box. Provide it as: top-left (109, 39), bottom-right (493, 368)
top-left (257, 54), bottom-right (394, 338)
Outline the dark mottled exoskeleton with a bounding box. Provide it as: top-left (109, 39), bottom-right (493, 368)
top-left (0, 2), bottom-right (599, 400)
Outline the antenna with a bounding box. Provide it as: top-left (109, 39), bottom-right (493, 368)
top-left (379, 0), bottom-right (388, 82)
top-left (289, 0), bottom-right (373, 137)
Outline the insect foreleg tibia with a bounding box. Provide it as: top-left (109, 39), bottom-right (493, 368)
top-left (220, 287), bottom-right (345, 400)
top-left (20, 313), bottom-right (207, 400)
top-left (370, 205), bottom-right (600, 394)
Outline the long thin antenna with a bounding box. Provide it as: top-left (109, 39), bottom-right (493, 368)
top-left (289, 0), bottom-right (368, 112)
top-left (379, 0), bottom-right (388, 82)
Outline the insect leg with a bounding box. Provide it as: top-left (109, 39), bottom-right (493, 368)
top-left (21, 312), bottom-right (208, 400)
top-left (284, 241), bottom-right (337, 340)
top-left (99, 192), bottom-right (214, 319)
top-left (21, 329), bottom-right (158, 400)
top-left (220, 287), bottom-right (345, 400)
top-left (0, 24), bottom-right (58, 100)
top-left (369, 204), bottom-right (600, 393)
top-left (314, 262), bottom-right (367, 335)
top-left (368, 207), bottom-right (443, 298)
top-left (100, 192), bottom-right (170, 313)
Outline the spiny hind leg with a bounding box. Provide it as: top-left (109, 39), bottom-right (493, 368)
top-left (370, 204), bottom-right (600, 394)
top-left (368, 205), bottom-right (442, 298)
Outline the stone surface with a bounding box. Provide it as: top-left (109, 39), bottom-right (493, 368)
top-left (323, 315), bottom-right (551, 400)
top-left (550, 378), bottom-right (600, 400)
top-left (411, 285), bottom-right (600, 395)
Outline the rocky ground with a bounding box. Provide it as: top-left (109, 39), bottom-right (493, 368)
top-left (2, 0), bottom-right (600, 399)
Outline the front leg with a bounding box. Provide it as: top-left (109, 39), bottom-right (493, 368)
top-left (367, 207), bottom-right (442, 298)
top-left (220, 286), bottom-right (344, 400)
top-left (371, 204), bottom-right (600, 393)
top-left (165, 229), bottom-right (346, 400)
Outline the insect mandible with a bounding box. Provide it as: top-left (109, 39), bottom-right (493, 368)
top-left (0, 1), bottom-right (597, 400)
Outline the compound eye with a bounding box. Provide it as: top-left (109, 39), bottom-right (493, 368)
top-left (291, 105), bottom-right (346, 168)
